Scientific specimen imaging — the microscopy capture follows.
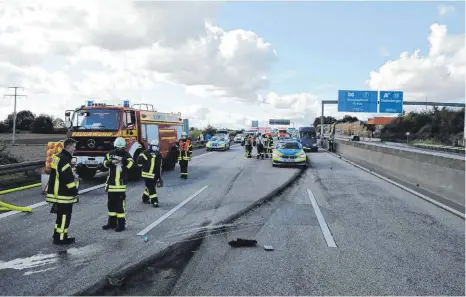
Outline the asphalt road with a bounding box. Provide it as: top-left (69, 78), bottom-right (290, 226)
top-left (137, 150), bottom-right (463, 296)
top-left (0, 144), bottom-right (301, 296)
top-left (0, 146), bottom-right (213, 208)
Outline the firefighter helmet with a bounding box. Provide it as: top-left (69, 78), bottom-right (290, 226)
top-left (150, 140), bottom-right (159, 146)
top-left (114, 137), bottom-right (126, 148)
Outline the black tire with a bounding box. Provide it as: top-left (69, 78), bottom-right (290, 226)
top-left (77, 167), bottom-right (97, 180)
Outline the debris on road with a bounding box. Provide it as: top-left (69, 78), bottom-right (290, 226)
top-left (263, 245), bottom-right (274, 251)
top-left (228, 238), bottom-right (257, 247)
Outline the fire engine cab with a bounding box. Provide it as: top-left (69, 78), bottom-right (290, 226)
top-left (64, 100), bottom-right (183, 181)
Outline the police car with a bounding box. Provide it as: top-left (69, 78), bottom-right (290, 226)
top-left (272, 139), bottom-right (307, 167)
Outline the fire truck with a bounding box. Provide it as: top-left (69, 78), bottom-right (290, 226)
top-left (64, 100), bottom-right (183, 181)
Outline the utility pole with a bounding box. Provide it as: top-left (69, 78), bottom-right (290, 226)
top-left (4, 87), bottom-right (27, 144)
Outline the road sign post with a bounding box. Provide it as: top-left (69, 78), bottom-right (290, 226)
top-left (379, 91), bottom-right (404, 113)
top-left (338, 90), bottom-right (378, 113)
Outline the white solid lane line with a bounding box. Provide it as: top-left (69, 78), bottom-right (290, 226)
top-left (307, 189), bottom-right (337, 248)
top-left (137, 185), bottom-right (209, 236)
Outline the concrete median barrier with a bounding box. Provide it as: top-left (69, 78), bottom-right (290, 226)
top-left (333, 139), bottom-right (465, 212)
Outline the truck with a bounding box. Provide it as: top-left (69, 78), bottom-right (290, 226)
top-left (298, 126), bottom-right (318, 152)
top-left (64, 100), bottom-right (183, 181)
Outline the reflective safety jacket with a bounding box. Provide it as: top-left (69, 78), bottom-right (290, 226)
top-left (268, 136), bottom-right (274, 148)
top-left (46, 149), bottom-right (79, 204)
top-left (103, 148), bottom-right (134, 193)
top-left (177, 139), bottom-right (192, 161)
top-left (137, 149), bottom-right (162, 180)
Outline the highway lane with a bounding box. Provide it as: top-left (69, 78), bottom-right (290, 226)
top-left (0, 146), bottom-right (214, 212)
top-left (0, 144), bottom-right (300, 296)
top-left (148, 151), bottom-right (463, 296)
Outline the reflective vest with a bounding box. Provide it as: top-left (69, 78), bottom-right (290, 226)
top-left (177, 139), bottom-right (192, 161)
top-left (137, 149), bottom-right (162, 179)
top-left (103, 149), bottom-right (134, 193)
top-left (46, 150), bottom-right (78, 204)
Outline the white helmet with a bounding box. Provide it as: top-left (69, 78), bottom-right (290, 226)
top-left (114, 137), bottom-right (126, 148)
top-left (150, 140), bottom-right (159, 146)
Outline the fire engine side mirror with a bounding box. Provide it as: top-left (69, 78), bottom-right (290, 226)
top-left (65, 120), bottom-right (72, 128)
top-left (65, 112), bottom-right (71, 117)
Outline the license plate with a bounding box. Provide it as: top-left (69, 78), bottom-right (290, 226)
top-left (85, 160), bottom-right (99, 165)
top-left (283, 158), bottom-right (294, 162)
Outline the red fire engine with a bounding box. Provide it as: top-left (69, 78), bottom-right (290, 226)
top-left (64, 100), bottom-right (183, 181)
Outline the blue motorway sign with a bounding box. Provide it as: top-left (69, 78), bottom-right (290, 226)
top-left (338, 90), bottom-right (378, 113)
top-left (379, 91), bottom-right (404, 113)
top-left (251, 120), bottom-right (259, 128)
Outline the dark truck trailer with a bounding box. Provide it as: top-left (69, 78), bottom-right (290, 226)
top-left (298, 127), bottom-right (318, 152)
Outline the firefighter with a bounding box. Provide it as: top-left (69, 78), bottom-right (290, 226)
top-left (267, 134), bottom-right (274, 158)
top-left (46, 138), bottom-right (79, 245)
top-left (137, 140), bottom-right (163, 207)
top-left (177, 132), bottom-right (192, 179)
top-left (243, 133), bottom-right (253, 158)
top-left (256, 133), bottom-right (264, 159)
top-left (102, 137), bottom-right (134, 232)
top-left (263, 134), bottom-right (270, 158)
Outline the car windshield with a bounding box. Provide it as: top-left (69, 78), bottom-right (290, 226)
top-left (211, 137), bottom-right (222, 142)
top-left (277, 142), bottom-right (301, 149)
top-left (71, 109), bottom-right (121, 130)
top-left (300, 131), bottom-right (316, 138)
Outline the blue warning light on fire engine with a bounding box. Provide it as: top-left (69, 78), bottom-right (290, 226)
top-left (86, 100), bottom-right (94, 107)
top-left (123, 100), bottom-right (130, 107)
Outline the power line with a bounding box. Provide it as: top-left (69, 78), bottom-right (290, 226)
top-left (4, 87), bottom-right (27, 144)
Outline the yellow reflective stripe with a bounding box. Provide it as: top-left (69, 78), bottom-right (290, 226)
top-left (126, 158), bottom-right (134, 169)
top-left (103, 153), bottom-right (110, 168)
top-left (60, 214), bottom-right (66, 240)
top-left (115, 165), bottom-right (121, 187)
top-left (116, 213), bottom-right (126, 218)
top-left (108, 188), bottom-right (126, 192)
top-left (141, 154), bottom-right (148, 160)
top-left (108, 212), bottom-right (117, 216)
top-left (54, 167), bottom-right (60, 197)
top-left (149, 194), bottom-right (157, 198)
top-left (66, 182), bottom-right (77, 189)
top-left (56, 228), bottom-right (69, 233)
top-left (62, 163), bottom-right (71, 171)
top-left (144, 189), bottom-right (149, 195)
top-left (149, 157), bottom-right (155, 174)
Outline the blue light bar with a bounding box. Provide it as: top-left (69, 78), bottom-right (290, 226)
top-left (86, 100), bottom-right (94, 107)
top-left (122, 100), bottom-right (130, 107)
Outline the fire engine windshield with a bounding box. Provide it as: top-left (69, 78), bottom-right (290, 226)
top-left (71, 109), bottom-right (121, 131)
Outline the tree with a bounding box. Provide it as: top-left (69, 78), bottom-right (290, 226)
top-left (203, 125), bottom-right (216, 136)
top-left (313, 116), bottom-right (337, 128)
top-left (53, 118), bottom-right (65, 129)
top-left (5, 110), bottom-right (35, 130)
top-left (31, 114), bottom-right (54, 133)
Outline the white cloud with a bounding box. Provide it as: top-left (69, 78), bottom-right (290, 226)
top-left (437, 4), bottom-right (456, 16)
top-left (366, 23), bottom-right (465, 102)
top-left (0, 0), bottom-right (277, 127)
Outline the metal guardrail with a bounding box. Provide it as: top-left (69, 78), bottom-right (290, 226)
top-left (0, 141), bottom-right (209, 177)
top-left (0, 161), bottom-right (44, 176)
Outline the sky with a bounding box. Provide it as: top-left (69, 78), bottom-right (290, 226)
top-left (0, 0), bottom-right (464, 129)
